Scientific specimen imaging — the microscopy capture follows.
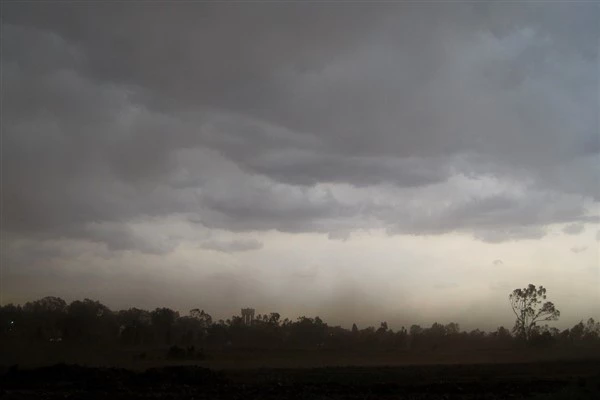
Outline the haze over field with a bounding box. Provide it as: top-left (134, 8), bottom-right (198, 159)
top-left (2, 2), bottom-right (599, 331)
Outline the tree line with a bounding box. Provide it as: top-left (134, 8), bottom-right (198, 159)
top-left (1, 286), bottom-right (599, 352)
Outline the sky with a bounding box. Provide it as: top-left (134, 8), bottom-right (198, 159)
top-left (1, 1), bottom-right (599, 331)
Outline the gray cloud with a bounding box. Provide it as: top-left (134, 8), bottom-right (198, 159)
top-left (385, 188), bottom-right (593, 241)
top-left (327, 231), bottom-right (352, 242)
top-left (492, 259), bottom-right (504, 266)
top-left (199, 239), bottom-right (263, 253)
top-left (474, 227), bottom-right (547, 244)
top-left (2, 2), bottom-right (598, 256)
top-left (81, 222), bottom-right (180, 255)
top-left (563, 223), bottom-right (585, 235)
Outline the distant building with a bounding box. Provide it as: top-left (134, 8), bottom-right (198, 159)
top-left (241, 308), bottom-right (255, 325)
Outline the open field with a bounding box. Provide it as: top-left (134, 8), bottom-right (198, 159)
top-left (1, 360), bottom-right (599, 399)
top-left (3, 340), bottom-right (600, 370)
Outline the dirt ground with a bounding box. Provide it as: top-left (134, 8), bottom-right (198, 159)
top-left (1, 360), bottom-right (599, 399)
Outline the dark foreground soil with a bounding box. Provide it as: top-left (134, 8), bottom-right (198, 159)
top-left (1, 360), bottom-right (599, 399)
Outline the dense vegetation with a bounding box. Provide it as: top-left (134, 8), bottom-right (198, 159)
top-left (2, 295), bottom-right (599, 353)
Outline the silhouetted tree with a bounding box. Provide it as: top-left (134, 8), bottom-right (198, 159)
top-left (23, 296), bottom-right (67, 314)
top-left (64, 299), bottom-right (116, 343)
top-left (118, 308), bottom-right (151, 345)
top-left (584, 318), bottom-right (600, 342)
top-left (4, 295), bottom-right (599, 355)
top-left (151, 308), bottom-right (179, 345)
top-left (490, 326), bottom-right (512, 343)
top-left (509, 284), bottom-right (560, 341)
top-left (377, 321), bottom-right (389, 334)
top-left (22, 297), bottom-right (67, 340)
top-left (445, 322), bottom-right (460, 336)
top-left (0, 303), bottom-right (22, 337)
top-left (268, 312), bottom-right (281, 326)
top-left (190, 309), bottom-right (212, 325)
top-left (189, 308), bottom-right (212, 341)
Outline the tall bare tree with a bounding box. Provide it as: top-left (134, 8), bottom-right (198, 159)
top-left (509, 284), bottom-right (560, 341)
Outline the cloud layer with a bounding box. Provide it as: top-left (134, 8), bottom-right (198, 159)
top-left (3, 2), bottom-right (598, 254)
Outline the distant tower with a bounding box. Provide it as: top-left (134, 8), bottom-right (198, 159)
top-left (241, 308), bottom-right (255, 326)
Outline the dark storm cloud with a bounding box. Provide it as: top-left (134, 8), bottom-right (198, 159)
top-left (384, 190), bottom-right (595, 241)
top-left (2, 2), bottom-right (599, 253)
